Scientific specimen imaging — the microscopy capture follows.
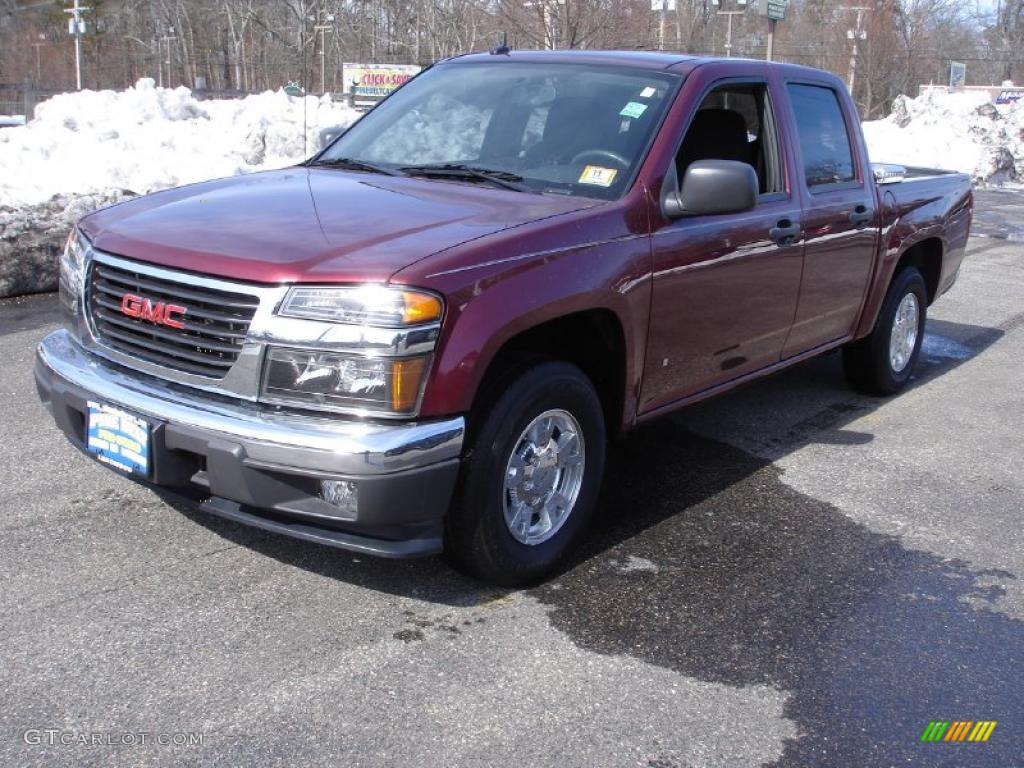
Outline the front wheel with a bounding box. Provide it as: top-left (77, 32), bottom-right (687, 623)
top-left (843, 266), bottom-right (928, 395)
top-left (445, 361), bottom-right (606, 586)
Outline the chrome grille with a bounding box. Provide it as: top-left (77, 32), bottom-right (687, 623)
top-left (87, 260), bottom-right (259, 379)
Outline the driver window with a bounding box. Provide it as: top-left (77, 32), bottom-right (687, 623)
top-left (676, 84), bottom-right (783, 195)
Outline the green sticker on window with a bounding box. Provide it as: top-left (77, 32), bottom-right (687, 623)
top-left (619, 101), bottom-right (648, 119)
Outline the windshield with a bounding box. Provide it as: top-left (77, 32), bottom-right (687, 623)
top-left (318, 61), bottom-right (681, 200)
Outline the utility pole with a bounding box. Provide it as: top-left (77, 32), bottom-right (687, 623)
top-left (719, 11), bottom-right (745, 57)
top-left (32, 37), bottom-right (46, 83)
top-left (658, 0), bottom-right (667, 50)
top-left (159, 31), bottom-right (177, 88)
top-left (712, 0), bottom-right (747, 58)
top-left (314, 15), bottom-right (334, 95)
top-left (63, 0), bottom-right (90, 90)
top-left (841, 6), bottom-right (869, 94)
top-left (652, 0), bottom-right (677, 51)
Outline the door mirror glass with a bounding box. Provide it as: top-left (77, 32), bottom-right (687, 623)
top-left (663, 159), bottom-right (759, 219)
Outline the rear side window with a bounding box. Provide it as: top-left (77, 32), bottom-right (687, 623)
top-left (787, 84), bottom-right (856, 188)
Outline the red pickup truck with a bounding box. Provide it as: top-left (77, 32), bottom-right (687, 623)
top-left (35, 52), bottom-right (972, 584)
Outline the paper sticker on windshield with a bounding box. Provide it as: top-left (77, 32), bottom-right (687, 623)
top-left (620, 101), bottom-right (648, 119)
top-left (639, 86), bottom-right (657, 98)
top-left (579, 165), bottom-right (618, 187)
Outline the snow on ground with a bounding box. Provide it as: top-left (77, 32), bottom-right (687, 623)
top-left (862, 89), bottom-right (1024, 184)
top-left (0, 78), bottom-right (359, 207)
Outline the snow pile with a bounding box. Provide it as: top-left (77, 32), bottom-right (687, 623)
top-left (0, 79), bottom-right (360, 296)
top-left (0, 79), bottom-right (360, 206)
top-left (863, 89), bottom-right (1024, 184)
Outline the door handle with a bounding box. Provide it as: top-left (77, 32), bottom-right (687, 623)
top-left (849, 204), bottom-right (875, 228)
top-left (769, 219), bottom-right (801, 245)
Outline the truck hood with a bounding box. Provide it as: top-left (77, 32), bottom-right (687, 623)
top-left (80, 167), bottom-right (600, 284)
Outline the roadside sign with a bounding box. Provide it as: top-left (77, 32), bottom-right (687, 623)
top-left (949, 61), bottom-right (966, 89)
top-left (651, 0), bottom-right (677, 10)
top-left (759, 0), bottom-right (788, 20)
top-left (342, 63), bottom-right (421, 102)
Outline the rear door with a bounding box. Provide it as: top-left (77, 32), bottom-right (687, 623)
top-left (780, 81), bottom-right (880, 357)
top-left (640, 74), bottom-right (804, 414)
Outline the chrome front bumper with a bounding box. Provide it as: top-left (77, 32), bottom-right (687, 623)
top-left (34, 330), bottom-right (465, 556)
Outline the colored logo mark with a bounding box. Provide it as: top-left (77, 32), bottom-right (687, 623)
top-left (921, 721), bottom-right (997, 742)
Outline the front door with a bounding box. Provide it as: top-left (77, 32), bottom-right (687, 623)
top-left (640, 79), bottom-right (804, 414)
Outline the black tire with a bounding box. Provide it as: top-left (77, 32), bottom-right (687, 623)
top-left (445, 361), bottom-right (606, 586)
top-left (842, 266), bottom-right (928, 395)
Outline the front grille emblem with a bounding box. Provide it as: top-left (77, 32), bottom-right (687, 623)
top-left (120, 293), bottom-right (187, 330)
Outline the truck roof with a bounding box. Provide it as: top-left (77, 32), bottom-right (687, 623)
top-left (446, 49), bottom-right (834, 81)
top-left (450, 49), bottom-right (702, 71)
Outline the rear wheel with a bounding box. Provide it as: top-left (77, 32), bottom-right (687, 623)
top-left (843, 266), bottom-right (928, 395)
top-left (445, 361), bottom-right (606, 586)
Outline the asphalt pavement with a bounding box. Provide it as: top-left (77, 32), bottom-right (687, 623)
top-left (0, 190), bottom-right (1021, 767)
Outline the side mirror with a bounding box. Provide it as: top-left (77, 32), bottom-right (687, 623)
top-left (662, 159), bottom-right (759, 219)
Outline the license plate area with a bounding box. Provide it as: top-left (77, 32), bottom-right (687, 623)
top-left (86, 401), bottom-right (151, 477)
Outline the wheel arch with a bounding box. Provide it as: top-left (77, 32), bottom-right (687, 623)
top-left (468, 309), bottom-right (629, 439)
top-left (855, 233), bottom-right (944, 340)
top-left (894, 236), bottom-right (943, 305)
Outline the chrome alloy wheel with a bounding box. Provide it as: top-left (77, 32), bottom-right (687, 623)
top-left (502, 409), bottom-right (586, 546)
top-left (889, 292), bottom-right (920, 373)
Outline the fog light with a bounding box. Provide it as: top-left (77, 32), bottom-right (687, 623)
top-left (320, 479), bottom-right (359, 513)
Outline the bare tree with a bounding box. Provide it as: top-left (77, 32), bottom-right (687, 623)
top-left (0, 0), bottom-right (1010, 120)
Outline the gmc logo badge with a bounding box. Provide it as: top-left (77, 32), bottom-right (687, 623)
top-left (120, 293), bottom-right (187, 330)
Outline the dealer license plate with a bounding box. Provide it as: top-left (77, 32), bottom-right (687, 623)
top-left (86, 401), bottom-right (150, 476)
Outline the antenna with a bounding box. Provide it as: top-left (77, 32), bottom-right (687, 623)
top-left (491, 32), bottom-right (511, 56)
top-left (303, 20), bottom-right (308, 156)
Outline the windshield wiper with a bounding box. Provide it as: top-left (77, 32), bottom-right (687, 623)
top-left (307, 157), bottom-right (404, 176)
top-left (398, 163), bottom-right (535, 193)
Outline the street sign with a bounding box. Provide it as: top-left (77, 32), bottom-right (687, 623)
top-left (949, 61), bottom-right (966, 89)
top-left (758, 0), bottom-right (788, 20)
top-left (766, 1), bottom-right (787, 20)
top-left (651, 0), bottom-right (677, 11)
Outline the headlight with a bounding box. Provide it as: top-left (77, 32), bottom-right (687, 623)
top-left (279, 285), bottom-right (442, 327)
top-left (59, 228), bottom-right (90, 320)
top-left (267, 285), bottom-right (441, 416)
top-left (262, 348), bottom-right (429, 415)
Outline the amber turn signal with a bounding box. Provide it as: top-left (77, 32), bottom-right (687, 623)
top-left (401, 292), bottom-right (443, 325)
top-left (391, 357), bottom-right (429, 412)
